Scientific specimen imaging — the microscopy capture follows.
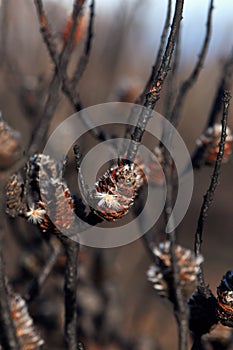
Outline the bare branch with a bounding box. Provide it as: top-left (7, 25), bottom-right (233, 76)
top-left (60, 236), bottom-right (79, 350)
top-left (206, 50), bottom-right (233, 128)
top-left (34, 0), bottom-right (59, 64)
top-left (0, 181), bottom-right (20, 350)
top-left (30, 0), bottom-right (86, 155)
top-left (163, 26), bottom-right (181, 118)
top-left (71, 0), bottom-right (95, 88)
top-left (122, 0), bottom-right (172, 145)
top-left (0, 254), bottom-right (20, 350)
top-left (170, 0), bottom-right (214, 126)
top-left (192, 50), bottom-right (233, 168)
top-left (25, 237), bottom-right (61, 302)
top-left (126, 0), bottom-right (184, 162)
top-left (33, 0), bottom-right (103, 143)
top-left (125, 2), bottom-right (190, 349)
top-left (137, 0), bottom-right (172, 104)
top-left (194, 90), bottom-right (232, 287)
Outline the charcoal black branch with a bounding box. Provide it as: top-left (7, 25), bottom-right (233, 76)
top-left (60, 236), bottom-right (79, 350)
top-left (30, 0), bottom-right (85, 155)
top-left (0, 180), bottom-right (20, 350)
top-left (126, 0), bottom-right (184, 162)
top-left (192, 49), bottom-right (233, 168)
top-left (25, 237), bottom-right (61, 302)
top-left (195, 90), bottom-right (231, 287)
top-left (170, 0), bottom-right (214, 127)
top-left (71, 0), bottom-right (95, 88)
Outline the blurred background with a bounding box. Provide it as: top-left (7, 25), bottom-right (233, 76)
top-left (0, 0), bottom-right (233, 349)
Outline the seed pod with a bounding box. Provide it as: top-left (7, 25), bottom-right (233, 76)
top-left (25, 154), bottom-right (76, 234)
top-left (10, 293), bottom-right (44, 350)
top-left (93, 160), bottom-right (144, 221)
top-left (0, 114), bottom-right (22, 169)
top-left (6, 173), bottom-right (25, 217)
top-left (188, 287), bottom-right (218, 336)
top-left (196, 123), bottom-right (233, 165)
top-left (147, 241), bottom-right (204, 300)
top-left (217, 270), bottom-right (233, 327)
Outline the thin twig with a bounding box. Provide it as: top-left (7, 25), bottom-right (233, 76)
top-left (205, 50), bottom-right (233, 128)
top-left (192, 50), bottom-right (233, 168)
top-left (127, 1), bottom-right (188, 349)
top-left (166, 156), bottom-right (189, 350)
top-left (138, 0), bottom-right (172, 104)
top-left (170, 0), bottom-right (214, 127)
top-left (194, 90), bottom-right (231, 287)
top-left (163, 25), bottom-right (181, 119)
top-left (70, 0), bottom-right (95, 88)
top-left (0, 252), bottom-right (20, 350)
top-left (30, 0), bottom-right (85, 155)
top-left (160, 30), bottom-right (181, 240)
top-left (123, 0), bottom-right (172, 145)
top-left (60, 236), bottom-right (79, 350)
top-left (0, 180), bottom-right (20, 350)
top-left (25, 237), bottom-right (61, 302)
top-left (126, 0), bottom-right (184, 162)
top-left (34, 0), bottom-right (59, 64)
top-left (34, 0), bottom-right (103, 142)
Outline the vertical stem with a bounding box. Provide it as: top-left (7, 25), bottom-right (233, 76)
top-left (0, 180), bottom-right (20, 350)
top-left (195, 91), bottom-right (231, 287)
top-left (62, 237), bottom-right (79, 350)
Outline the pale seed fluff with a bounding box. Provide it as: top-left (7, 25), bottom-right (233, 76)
top-left (25, 205), bottom-right (46, 224)
top-left (95, 191), bottom-right (122, 210)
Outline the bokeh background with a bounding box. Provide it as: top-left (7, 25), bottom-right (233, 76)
top-left (0, 0), bottom-right (233, 349)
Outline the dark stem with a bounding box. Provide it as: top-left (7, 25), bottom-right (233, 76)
top-left (60, 236), bottom-right (79, 350)
top-left (192, 50), bottom-right (233, 168)
top-left (168, 177), bottom-right (189, 350)
top-left (194, 90), bottom-right (231, 287)
top-left (0, 180), bottom-right (20, 350)
top-left (25, 237), bottom-right (61, 302)
top-left (122, 0), bottom-right (172, 147)
top-left (205, 50), bottom-right (233, 128)
top-left (34, 0), bottom-right (104, 143)
top-left (71, 0), bottom-right (95, 88)
top-left (30, 0), bottom-right (85, 155)
top-left (170, 0), bottom-right (214, 127)
top-left (163, 24), bottom-right (181, 119)
top-left (33, 0), bottom-right (59, 64)
top-left (126, 0), bottom-right (184, 162)
top-left (137, 0), bottom-right (172, 105)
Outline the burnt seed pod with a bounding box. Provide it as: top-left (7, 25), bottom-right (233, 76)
top-left (147, 241), bottom-right (204, 301)
top-left (93, 159), bottom-right (144, 221)
top-left (10, 293), bottom-right (44, 350)
top-left (6, 173), bottom-right (25, 217)
top-left (25, 154), bottom-right (76, 234)
top-left (196, 123), bottom-right (233, 165)
top-left (188, 287), bottom-right (218, 336)
top-left (217, 270), bottom-right (233, 327)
